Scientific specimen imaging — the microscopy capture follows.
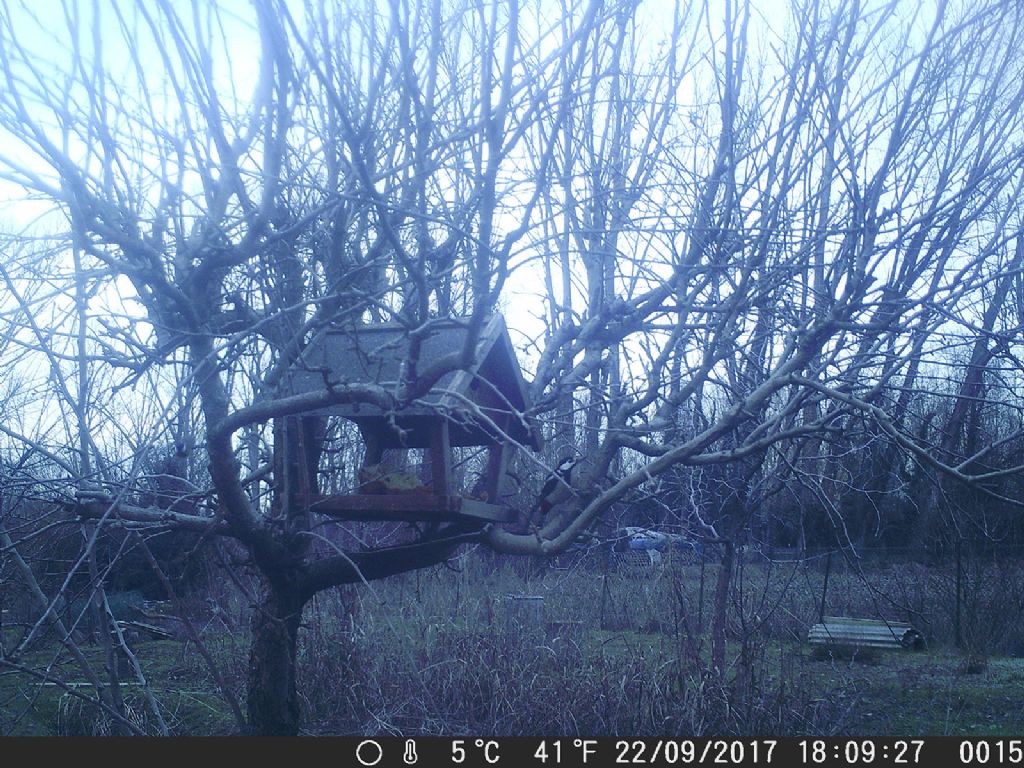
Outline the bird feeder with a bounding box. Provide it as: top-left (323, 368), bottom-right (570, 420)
top-left (273, 314), bottom-right (542, 523)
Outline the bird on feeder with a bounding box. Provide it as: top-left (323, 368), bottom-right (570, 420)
top-left (532, 456), bottom-right (578, 522)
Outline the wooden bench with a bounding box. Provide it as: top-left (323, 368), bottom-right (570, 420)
top-left (808, 616), bottom-right (924, 651)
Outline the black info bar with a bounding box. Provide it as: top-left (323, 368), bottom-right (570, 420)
top-left (5, 737), bottom-right (1020, 767)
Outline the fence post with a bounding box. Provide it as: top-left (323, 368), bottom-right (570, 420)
top-left (599, 554), bottom-right (611, 631)
top-left (819, 550), bottom-right (833, 624)
top-left (698, 542), bottom-right (706, 632)
top-left (955, 539), bottom-right (963, 650)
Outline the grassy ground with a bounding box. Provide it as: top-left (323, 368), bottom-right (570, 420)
top-left (811, 651), bottom-right (1024, 736)
top-left (0, 634), bottom-right (241, 735)
top-left (2, 552), bottom-right (1023, 735)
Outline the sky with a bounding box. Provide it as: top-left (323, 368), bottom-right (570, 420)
top-left (0, 0), bottom-right (1004, 396)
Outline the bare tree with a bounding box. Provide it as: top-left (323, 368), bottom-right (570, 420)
top-left (489, 0), bottom-right (1024, 668)
top-left (1, 0), bottom-right (1024, 735)
top-left (0, 0), bottom-right (604, 734)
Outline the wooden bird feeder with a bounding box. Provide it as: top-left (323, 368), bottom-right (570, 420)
top-left (274, 314), bottom-right (542, 523)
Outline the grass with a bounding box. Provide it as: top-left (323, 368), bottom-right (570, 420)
top-left (800, 648), bottom-right (1024, 735)
top-left (2, 550), bottom-right (1024, 735)
top-left (0, 636), bottom-right (240, 735)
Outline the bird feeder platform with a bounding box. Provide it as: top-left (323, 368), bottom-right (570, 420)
top-left (308, 493), bottom-right (514, 523)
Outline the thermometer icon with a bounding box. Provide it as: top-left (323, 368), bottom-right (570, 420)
top-left (403, 739), bottom-right (418, 765)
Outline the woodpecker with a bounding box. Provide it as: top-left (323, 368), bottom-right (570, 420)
top-left (534, 456), bottom-right (578, 519)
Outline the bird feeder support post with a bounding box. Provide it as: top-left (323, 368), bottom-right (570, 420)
top-left (360, 425), bottom-right (384, 468)
top-left (430, 419), bottom-right (453, 497)
top-left (294, 417), bottom-right (314, 510)
top-left (272, 415), bottom-right (316, 519)
top-left (484, 443), bottom-right (511, 504)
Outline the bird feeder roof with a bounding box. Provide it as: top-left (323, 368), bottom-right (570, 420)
top-left (276, 314), bottom-right (542, 450)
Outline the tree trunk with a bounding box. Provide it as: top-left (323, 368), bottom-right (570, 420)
top-left (247, 583), bottom-right (305, 735)
top-left (248, 409), bottom-right (320, 735)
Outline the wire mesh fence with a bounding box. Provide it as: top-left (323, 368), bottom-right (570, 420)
top-left (527, 540), bottom-right (1024, 656)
